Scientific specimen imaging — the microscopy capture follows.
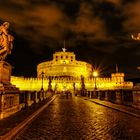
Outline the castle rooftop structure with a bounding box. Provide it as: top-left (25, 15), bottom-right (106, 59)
top-left (37, 48), bottom-right (93, 78)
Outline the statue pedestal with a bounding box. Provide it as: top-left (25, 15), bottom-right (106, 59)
top-left (0, 61), bottom-right (12, 84)
top-left (0, 61), bottom-right (21, 119)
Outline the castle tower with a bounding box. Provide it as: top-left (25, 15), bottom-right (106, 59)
top-left (37, 48), bottom-right (93, 78)
top-left (111, 65), bottom-right (124, 83)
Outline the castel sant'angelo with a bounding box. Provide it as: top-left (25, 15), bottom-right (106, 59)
top-left (11, 47), bottom-right (133, 92)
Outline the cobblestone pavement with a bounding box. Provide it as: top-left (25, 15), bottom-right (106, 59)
top-left (0, 97), bottom-right (53, 137)
top-left (83, 97), bottom-right (140, 117)
top-left (14, 95), bottom-right (140, 140)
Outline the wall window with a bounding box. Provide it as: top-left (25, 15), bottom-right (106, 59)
top-left (71, 56), bottom-right (73, 61)
top-left (63, 60), bottom-right (66, 64)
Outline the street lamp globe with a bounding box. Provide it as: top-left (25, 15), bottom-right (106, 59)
top-left (93, 71), bottom-right (98, 77)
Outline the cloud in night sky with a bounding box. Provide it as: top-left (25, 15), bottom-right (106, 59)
top-left (0, 0), bottom-right (139, 78)
top-left (70, 2), bottom-right (112, 42)
top-left (95, 0), bottom-right (121, 5)
top-left (0, 1), bottom-right (68, 46)
top-left (123, 0), bottom-right (140, 32)
top-left (0, 1), bottom-right (114, 44)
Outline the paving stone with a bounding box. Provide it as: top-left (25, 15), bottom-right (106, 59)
top-left (14, 95), bottom-right (140, 140)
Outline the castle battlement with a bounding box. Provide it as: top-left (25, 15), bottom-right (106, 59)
top-left (11, 49), bottom-right (133, 91)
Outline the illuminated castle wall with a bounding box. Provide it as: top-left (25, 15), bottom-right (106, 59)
top-left (37, 51), bottom-right (93, 78)
top-left (11, 49), bottom-right (133, 91)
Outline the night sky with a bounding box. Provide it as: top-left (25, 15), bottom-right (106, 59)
top-left (0, 0), bottom-right (140, 79)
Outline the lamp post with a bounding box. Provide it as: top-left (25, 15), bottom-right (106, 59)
top-left (93, 71), bottom-right (98, 90)
top-left (41, 72), bottom-right (45, 90)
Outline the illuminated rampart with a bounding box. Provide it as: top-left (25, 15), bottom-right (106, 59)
top-left (11, 74), bottom-right (133, 91)
top-left (11, 50), bottom-right (133, 91)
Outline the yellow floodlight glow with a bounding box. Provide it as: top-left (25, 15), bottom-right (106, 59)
top-left (93, 71), bottom-right (98, 77)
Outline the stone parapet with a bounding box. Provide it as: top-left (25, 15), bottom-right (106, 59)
top-left (0, 61), bottom-right (12, 83)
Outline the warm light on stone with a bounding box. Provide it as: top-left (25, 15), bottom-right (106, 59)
top-left (37, 51), bottom-right (93, 78)
top-left (131, 33), bottom-right (140, 41)
top-left (11, 50), bottom-right (133, 91)
top-left (0, 22), bottom-right (20, 119)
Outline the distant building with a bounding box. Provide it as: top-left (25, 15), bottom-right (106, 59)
top-left (11, 49), bottom-right (133, 91)
top-left (37, 50), bottom-right (93, 78)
